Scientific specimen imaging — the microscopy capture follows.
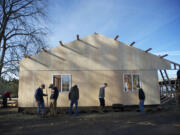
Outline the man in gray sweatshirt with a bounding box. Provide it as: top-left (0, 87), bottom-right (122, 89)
top-left (99, 83), bottom-right (108, 112)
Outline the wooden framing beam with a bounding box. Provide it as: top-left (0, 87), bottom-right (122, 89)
top-left (59, 41), bottom-right (64, 46)
top-left (129, 41), bottom-right (135, 46)
top-left (164, 70), bottom-right (174, 97)
top-left (159, 70), bottom-right (169, 93)
top-left (114, 35), bottom-right (119, 40)
top-left (174, 64), bottom-right (177, 70)
top-left (42, 47), bottom-right (47, 52)
top-left (77, 34), bottom-right (80, 40)
top-left (24, 54), bottom-right (30, 58)
top-left (160, 54), bottom-right (168, 58)
top-left (145, 48), bottom-right (152, 53)
top-left (166, 59), bottom-right (180, 68)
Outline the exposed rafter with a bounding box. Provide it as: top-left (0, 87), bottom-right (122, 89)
top-left (129, 41), bottom-right (135, 46)
top-left (164, 59), bottom-right (180, 70)
top-left (42, 48), bottom-right (47, 52)
top-left (24, 54), bottom-right (30, 58)
top-left (77, 34), bottom-right (80, 40)
top-left (59, 41), bottom-right (64, 46)
top-left (145, 48), bottom-right (152, 53)
top-left (160, 54), bottom-right (168, 58)
top-left (114, 35), bottom-right (119, 40)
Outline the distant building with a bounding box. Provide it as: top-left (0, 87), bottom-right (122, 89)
top-left (18, 33), bottom-right (178, 108)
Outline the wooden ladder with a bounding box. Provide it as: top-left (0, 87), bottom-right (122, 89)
top-left (159, 70), bottom-right (174, 104)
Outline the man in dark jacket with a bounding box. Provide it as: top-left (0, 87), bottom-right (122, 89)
top-left (138, 86), bottom-right (145, 114)
top-left (177, 69), bottom-right (180, 80)
top-left (68, 85), bottom-right (79, 116)
top-left (35, 84), bottom-right (47, 116)
top-left (49, 84), bottom-right (59, 116)
top-left (176, 69), bottom-right (180, 106)
top-left (2, 91), bottom-right (11, 108)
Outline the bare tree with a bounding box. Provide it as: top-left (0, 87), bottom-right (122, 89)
top-left (0, 0), bottom-right (48, 78)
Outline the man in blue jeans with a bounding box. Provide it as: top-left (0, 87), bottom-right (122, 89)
top-left (49, 84), bottom-right (59, 116)
top-left (99, 83), bottom-right (108, 113)
top-left (35, 84), bottom-right (47, 117)
top-left (138, 86), bottom-right (145, 114)
top-left (68, 85), bottom-right (79, 116)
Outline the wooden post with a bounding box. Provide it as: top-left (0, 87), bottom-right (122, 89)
top-left (42, 48), bottom-right (47, 52)
top-left (59, 41), bottom-right (64, 46)
top-left (145, 48), bottom-right (152, 53)
top-left (114, 35), bottom-right (119, 40)
top-left (164, 70), bottom-right (173, 98)
top-left (77, 34), bottom-right (80, 40)
top-left (160, 54), bottom-right (168, 58)
top-left (129, 41), bottom-right (135, 46)
top-left (159, 70), bottom-right (169, 96)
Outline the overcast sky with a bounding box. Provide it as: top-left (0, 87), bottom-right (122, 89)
top-left (46, 0), bottom-right (180, 68)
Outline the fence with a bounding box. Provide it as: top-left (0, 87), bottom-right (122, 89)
top-left (0, 98), bottom-right (18, 107)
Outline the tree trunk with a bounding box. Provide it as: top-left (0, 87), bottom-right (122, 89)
top-left (0, 39), bottom-right (7, 77)
top-left (0, 0), bottom-right (10, 48)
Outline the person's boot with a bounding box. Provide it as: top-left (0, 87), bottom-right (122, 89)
top-left (99, 107), bottom-right (104, 113)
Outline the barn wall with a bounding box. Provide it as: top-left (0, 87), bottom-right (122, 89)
top-left (18, 69), bottom-right (160, 107)
top-left (18, 33), bottom-right (166, 107)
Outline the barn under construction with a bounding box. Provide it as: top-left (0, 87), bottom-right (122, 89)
top-left (18, 33), bottom-right (180, 108)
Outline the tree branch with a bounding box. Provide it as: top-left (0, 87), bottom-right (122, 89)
top-left (11, 0), bottom-right (33, 14)
top-left (0, 0), bottom-right (48, 78)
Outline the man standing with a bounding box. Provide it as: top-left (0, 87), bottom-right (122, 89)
top-left (99, 83), bottom-right (108, 113)
top-left (177, 69), bottom-right (180, 80)
top-left (2, 91), bottom-right (11, 108)
top-left (49, 84), bottom-right (59, 116)
top-left (176, 69), bottom-right (180, 107)
top-left (35, 84), bottom-right (47, 117)
top-left (68, 85), bottom-right (79, 116)
top-left (138, 86), bottom-right (145, 114)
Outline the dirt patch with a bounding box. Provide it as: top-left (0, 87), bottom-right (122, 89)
top-left (0, 106), bottom-right (180, 135)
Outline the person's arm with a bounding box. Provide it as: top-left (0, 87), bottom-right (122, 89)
top-left (69, 89), bottom-right (72, 100)
top-left (8, 93), bottom-right (11, 100)
top-left (140, 90), bottom-right (145, 100)
top-left (143, 91), bottom-right (145, 100)
top-left (43, 93), bottom-right (47, 96)
top-left (102, 88), bottom-right (105, 98)
top-left (77, 89), bottom-right (79, 100)
top-left (40, 89), bottom-right (47, 96)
